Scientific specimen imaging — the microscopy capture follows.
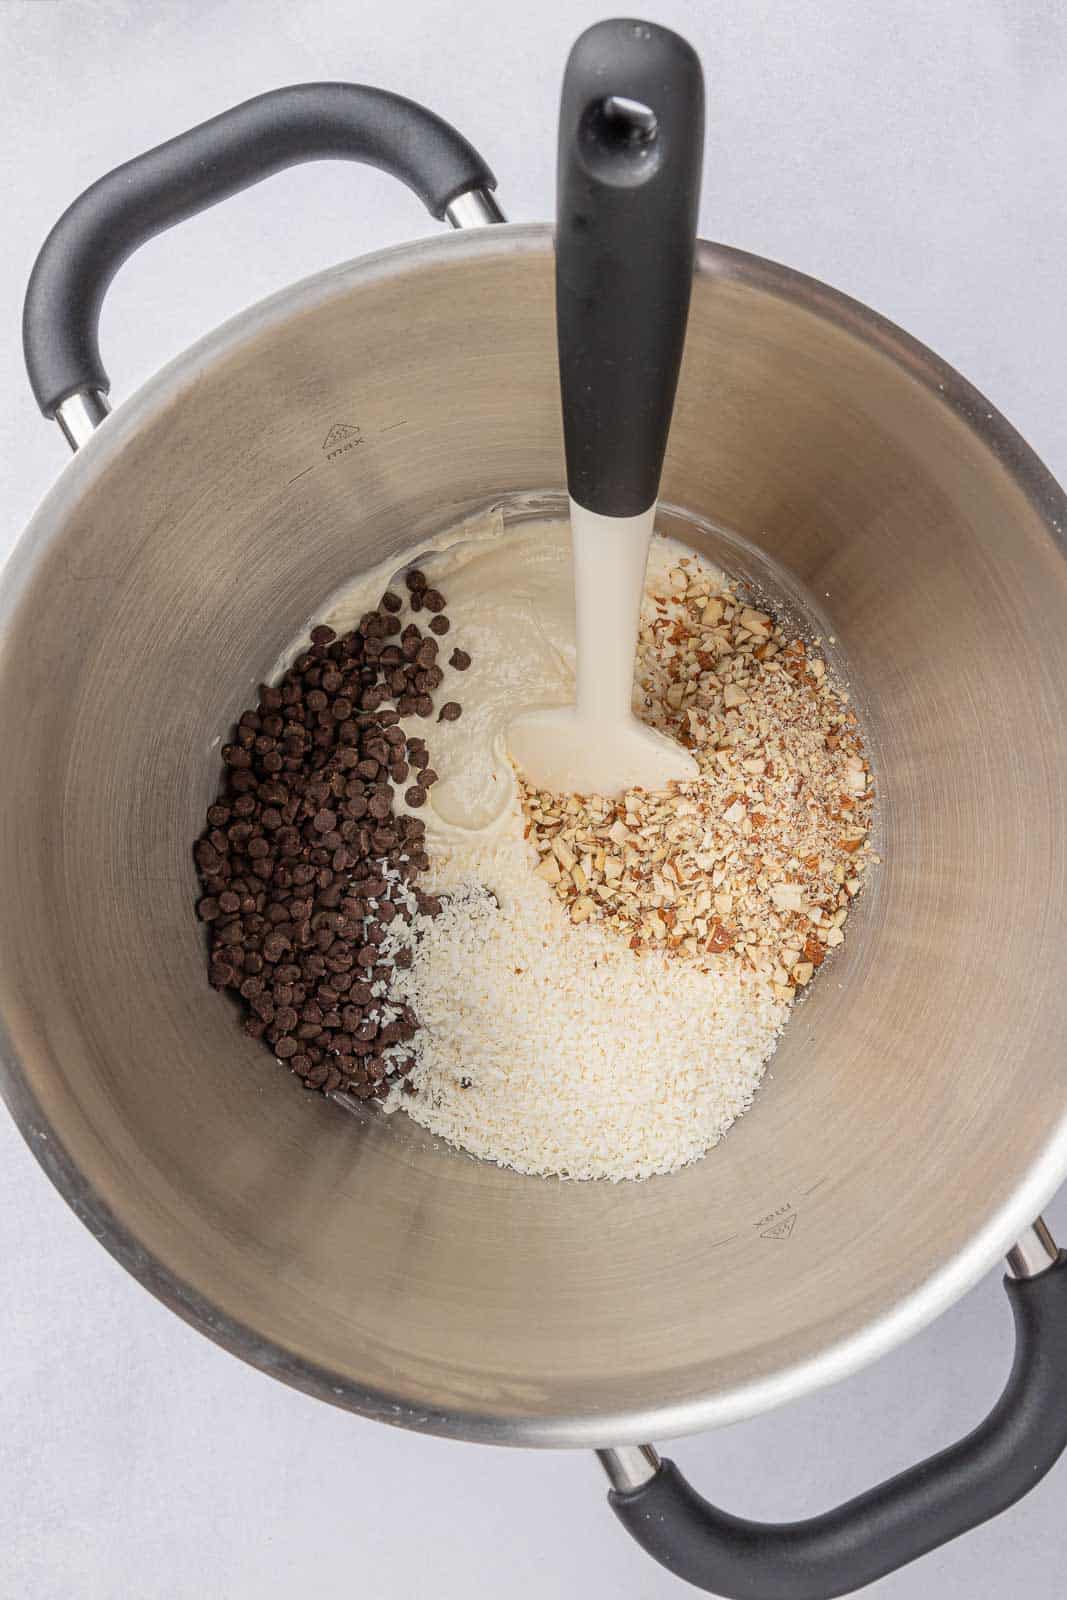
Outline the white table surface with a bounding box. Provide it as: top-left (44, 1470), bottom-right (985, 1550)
top-left (2, 2), bottom-right (1066, 1596)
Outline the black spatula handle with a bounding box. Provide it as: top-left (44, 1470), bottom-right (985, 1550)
top-left (556, 19), bottom-right (704, 518)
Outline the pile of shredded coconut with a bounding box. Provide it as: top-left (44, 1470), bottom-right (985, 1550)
top-left (380, 822), bottom-right (787, 1181)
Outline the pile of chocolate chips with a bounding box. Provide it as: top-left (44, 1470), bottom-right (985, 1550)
top-left (193, 569), bottom-right (468, 1099)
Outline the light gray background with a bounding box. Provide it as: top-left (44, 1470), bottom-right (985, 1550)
top-left (2, 2), bottom-right (1066, 1596)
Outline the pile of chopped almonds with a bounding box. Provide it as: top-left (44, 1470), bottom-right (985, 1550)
top-left (519, 557), bottom-right (876, 1002)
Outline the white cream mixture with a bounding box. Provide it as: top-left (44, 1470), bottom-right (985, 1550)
top-left (304, 511), bottom-right (715, 854)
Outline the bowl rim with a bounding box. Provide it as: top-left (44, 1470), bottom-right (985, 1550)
top-left (3, 221), bottom-right (1067, 1448)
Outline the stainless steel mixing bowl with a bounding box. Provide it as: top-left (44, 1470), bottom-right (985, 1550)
top-left (10, 214), bottom-right (1067, 1442)
top-left (5, 52), bottom-right (1067, 1599)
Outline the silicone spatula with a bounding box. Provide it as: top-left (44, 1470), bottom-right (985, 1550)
top-left (508, 18), bottom-right (705, 797)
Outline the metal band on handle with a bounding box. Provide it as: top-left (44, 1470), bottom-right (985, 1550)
top-left (597, 1443), bottom-right (661, 1492)
top-left (55, 389), bottom-right (111, 453)
top-left (1006, 1216), bottom-right (1059, 1279)
top-left (444, 188), bottom-right (506, 229)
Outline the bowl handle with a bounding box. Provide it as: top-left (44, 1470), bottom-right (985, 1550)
top-left (601, 1219), bottom-right (1067, 1599)
top-left (22, 83), bottom-right (503, 448)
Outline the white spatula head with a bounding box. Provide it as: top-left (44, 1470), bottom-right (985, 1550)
top-left (508, 704), bottom-right (697, 798)
top-left (506, 502), bottom-right (698, 799)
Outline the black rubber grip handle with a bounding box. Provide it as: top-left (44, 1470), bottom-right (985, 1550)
top-left (609, 1254), bottom-right (1067, 1599)
top-left (556, 19), bottom-right (704, 518)
top-left (23, 82), bottom-right (497, 417)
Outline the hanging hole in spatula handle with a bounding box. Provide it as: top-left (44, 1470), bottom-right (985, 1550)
top-left (556, 19), bottom-right (705, 519)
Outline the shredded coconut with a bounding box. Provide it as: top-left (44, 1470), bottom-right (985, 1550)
top-left (381, 822), bottom-right (787, 1180)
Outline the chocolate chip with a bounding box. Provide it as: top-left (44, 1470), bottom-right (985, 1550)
top-left (405, 569), bottom-right (427, 592)
top-left (422, 589), bottom-right (446, 613)
top-left (448, 649), bottom-right (471, 671)
top-left (405, 786), bottom-right (428, 808)
top-left (195, 600), bottom-right (449, 1103)
top-left (438, 702), bottom-right (462, 722)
